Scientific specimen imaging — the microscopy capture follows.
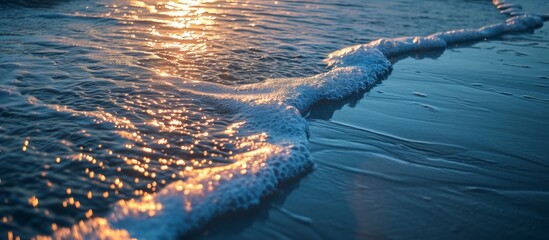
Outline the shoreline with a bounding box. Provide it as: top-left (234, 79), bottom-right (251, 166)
top-left (191, 27), bottom-right (549, 240)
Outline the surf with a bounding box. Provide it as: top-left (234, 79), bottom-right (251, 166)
top-left (32, 1), bottom-right (547, 239)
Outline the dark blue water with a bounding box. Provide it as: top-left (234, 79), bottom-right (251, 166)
top-left (189, 25), bottom-right (549, 240)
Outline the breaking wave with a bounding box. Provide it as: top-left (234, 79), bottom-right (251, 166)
top-left (37, 1), bottom-right (547, 239)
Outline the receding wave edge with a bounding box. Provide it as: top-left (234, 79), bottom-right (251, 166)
top-left (41, 1), bottom-right (546, 239)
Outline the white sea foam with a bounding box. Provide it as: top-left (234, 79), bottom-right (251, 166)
top-left (47, 1), bottom-right (546, 239)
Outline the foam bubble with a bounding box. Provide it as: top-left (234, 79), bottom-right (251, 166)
top-left (326, 16), bottom-right (543, 66)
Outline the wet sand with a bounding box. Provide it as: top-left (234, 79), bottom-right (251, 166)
top-left (191, 25), bottom-right (549, 240)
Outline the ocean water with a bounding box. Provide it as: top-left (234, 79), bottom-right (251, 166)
top-left (193, 24), bottom-right (549, 240)
top-left (0, 0), bottom-right (547, 239)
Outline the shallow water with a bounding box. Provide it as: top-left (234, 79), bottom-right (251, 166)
top-left (308, 40), bottom-right (549, 239)
top-left (0, 0), bottom-right (548, 239)
top-left (188, 14), bottom-right (549, 240)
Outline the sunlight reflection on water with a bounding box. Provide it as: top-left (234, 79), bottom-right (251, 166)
top-left (1, 0), bottom-right (536, 238)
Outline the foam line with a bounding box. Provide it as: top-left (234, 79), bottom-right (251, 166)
top-left (44, 1), bottom-right (546, 239)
